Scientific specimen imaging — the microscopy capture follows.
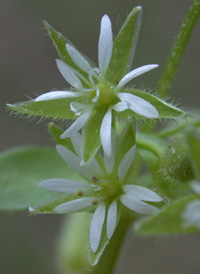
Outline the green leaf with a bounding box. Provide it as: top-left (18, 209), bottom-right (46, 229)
top-left (0, 146), bottom-right (82, 211)
top-left (48, 123), bottom-right (75, 152)
top-left (7, 97), bottom-right (80, 119)
top-left (134, 194), bottom-right (199, 235)
top-left (44, 21), bottom-right (94, 86)
top-left (116, 89), bottom-right (184, 119)
top-left (106, 6), bottom-right (142, 83)
top-left (186, 129), bottom-right (200, 181)
top-left (82, 109), bottom-right (105, 163)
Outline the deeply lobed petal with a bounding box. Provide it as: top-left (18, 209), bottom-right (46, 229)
top-left (104, 128), bottom-right (116, 174)
top-left (38, 178), bottom-right (93, 193)
top-left (120, 194), bottom-right (159, 214)
top-left (117, 64), bottom-right (158, 89)
top-left (100, 108), bottom-right (112, 157)
top-left (90, 202), bottom-right (106, 252)
top-left (106, 199), bottom-right (118, 239)
top-left (123, 185), bottom-right (162, 202)
top-left (118, 145), bottom-right (136, 182)
top-left (66, 44), bottom-right (93, 74)
top-left (55, 197), bottom-right (96, 213)
top-left (98, 15), bottom-right (113, 76)
top-left (56, 59), bottom-right (83, 88)
top-left (35, 91), bottom-right (81, 102)
top-left (61, 110), bottom-right (92, 139)
top-left (118, 92), bottom-right (159, 118)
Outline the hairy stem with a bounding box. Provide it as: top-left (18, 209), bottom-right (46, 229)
top-left (157, 0), bottom-right (200, 97)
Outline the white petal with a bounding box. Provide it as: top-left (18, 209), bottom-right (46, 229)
top-left (123, 185), bottom-right (162, 202)
top-left (191, 181), bottom-right (200, 194)
top-left (107, 200), bottom-right (118, 239)
top-left (120, 195), bottom-right (159, 214)
top-left (38, 178), bottom-right (93, 193)
top-left (55, 197), bottom-right (96, 213)
top-left (70, 133), bottom-right (82, 157)
top-left (100, 108), bottom-right (112, 157)
top-left (183, 200), bottom-right (200, 228)
top-left (98, 15), bottom-right (113, 75)
top-left (56, 144), bottom-right (93, 179)
top-left (35, 91), bottom-right (81, 102)
top-left (61, 110), bottom-right (92, 139)
top-left (90, 202), bottom-right (106, 252)
top-left (104, 128), bottom-right (116, 174)
top-left (112, 102), bottom-right (128, 112)
top-left (56, 59), bottom-right (83, 88)
top-left (118, 92), bottom-right (159, 118)
top-left (117, 64), bottom-right (159, 89)
top-left (118, 145), bottom-right (136, 182)
top-left (66, 44), bottom-right (93, 73)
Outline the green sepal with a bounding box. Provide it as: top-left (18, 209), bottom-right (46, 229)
top-left (134, 194), bottom-right (199, 235)
top-left (186, 129), bottom-right (200, 181)
top-left (48, 122), bottom-right (75, 152)
top-left (7, 97), bottom-right (81, 119)
top-left (106, 6), bottom-right (142, 83)
top-left (82, 108), bottom-right (105, 163)
top-left (44, 21), bottom-right (94, 86)
top-left (116, 89), bottom-right (184, 119)
top-left (0, 146), bottom-right (82, 211)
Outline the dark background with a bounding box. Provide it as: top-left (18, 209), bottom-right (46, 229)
top-left (1, 0), bottom-right (200, 273)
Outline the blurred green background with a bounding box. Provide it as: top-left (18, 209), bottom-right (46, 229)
top-left (1, 0), bottom-right (200, 273)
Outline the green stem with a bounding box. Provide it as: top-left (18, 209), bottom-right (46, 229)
top-left (92, 215), bottom-right (133, 274)
top-left (157, 0), bottom-right (200, 97)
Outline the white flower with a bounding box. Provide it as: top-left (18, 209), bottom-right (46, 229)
top-left (37, 133), bottom-right (162, 253)
top-left (35, 14), bottom-right (159, 159)
top-left (182, 181), bottom-right (200, 229)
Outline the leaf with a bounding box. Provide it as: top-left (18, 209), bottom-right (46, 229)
top-left (106, 6), bottom-right (142, 83)
top-left (134, 194), bottom-right (199, 235)
top-left (7, 97), bottom-right (80, 119)
top-left (44, 21), bottom-right (94, 85)
top-left (116, 89), bottom-right (184, 119)
top-left (48, 123), bottom-right (75, 152)
top-left (82, 108), bottom-right (105, 163)
top-left (0, 146), bottom-right (82, 211)
top-left (186, 129), bottom-right (200, 181)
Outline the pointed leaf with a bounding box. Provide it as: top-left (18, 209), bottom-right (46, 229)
top-left (115, 89), bottom-right (184, 119)
top-left (43, 21), bottom-right (94, 85)
top-left (0, 146), bottom-right (82, 211)
top-left (7, 97), bottom-right (83, 119)
top-left (106, 6), bottom-right (142, 83)
top-left (134, 194), bottom-right (199, 235)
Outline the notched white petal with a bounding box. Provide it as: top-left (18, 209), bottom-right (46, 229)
top-left (118, 92), bottom-right (159, 118)
top-left (56, 144), bottom-right (93, 179)
top-left (35, 91), bottom-right (81, 101)
top-left (117, 64), bottom-right (159, 89)
top-left (98, 15), bottom-right (113, 76)
top-left (61, 110), bottom-right (92, 139)
top-left (66, 44), bottom-right (93, 73)
top-left (191, 181), bottom-right (200, 194)
top-left (90, 202), bottom-right (106, 253)
top-left (38, 178), bottom-right (92, 193)
top-left (123, 185), bottom-right (162, 202)
top-left (120, 195), bottom-right (159, 214)
top-left (56, 59), bottom-right (83, 88)
top-left (118, 145), bottom-right (136, 182)
top-left (100, 108), bottom-right (112, 157)
top-left (55, 197), bottom-right (95, 213)
top-left (104, 128), bottom-right (116, 174)
top-left (112, 102), bottom-right (128, 112)
top-left (107, 200), bottom-right (118, 239)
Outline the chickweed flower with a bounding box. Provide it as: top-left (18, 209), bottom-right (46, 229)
top-left (7, 6), bottom-right (184, 163)
top-left (32, 128), bottom-right (162, 257)
top-left (35, 13), bottom-right (158, 159)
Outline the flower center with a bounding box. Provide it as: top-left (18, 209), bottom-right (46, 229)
top-left (100, 179), bottom-right (122, 201)
top-left (94, 82), bottom-right (117, 105)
